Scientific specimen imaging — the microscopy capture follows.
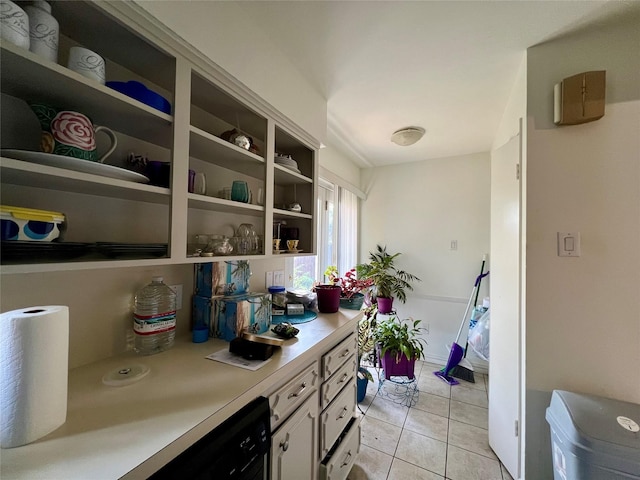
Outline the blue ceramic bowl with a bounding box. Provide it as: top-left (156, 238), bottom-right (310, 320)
top-left (105, 81), bottom-right (171, 114)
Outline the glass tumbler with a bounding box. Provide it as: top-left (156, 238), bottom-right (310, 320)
top-left (231, 181), bottom-right (249, 202)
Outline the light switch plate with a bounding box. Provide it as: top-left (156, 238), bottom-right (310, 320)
top-left (558, 232), bottom-right (581, 257)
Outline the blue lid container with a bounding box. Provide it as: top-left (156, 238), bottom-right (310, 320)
top-left (105, 81), bottom-right (171, 114)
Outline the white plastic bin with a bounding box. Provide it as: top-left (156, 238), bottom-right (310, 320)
top-left (545, 390), bottom-right (640, 480)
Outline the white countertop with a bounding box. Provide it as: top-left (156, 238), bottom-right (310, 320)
top-left (1, 309), bottom-right (362, 480)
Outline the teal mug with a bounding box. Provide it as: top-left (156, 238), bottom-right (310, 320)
top-left (30, 103), bottom-right (117, 163)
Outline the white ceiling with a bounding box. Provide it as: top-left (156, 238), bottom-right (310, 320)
top-left (238, 1), bottom-right (625, 167)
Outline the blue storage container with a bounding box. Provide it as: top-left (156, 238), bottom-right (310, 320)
top-left (193, 292), bottom-right (271, 342)
top-left (545, 390), bottom-right (640, 480)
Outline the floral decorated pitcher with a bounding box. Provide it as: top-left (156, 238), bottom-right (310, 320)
top-left (30, 103), bottom-right (117, 163)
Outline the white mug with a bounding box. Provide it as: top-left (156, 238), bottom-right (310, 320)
top-left (67, 46), bottom-right (105, 84)
top-left (24, 1), bottom-right (58, 62)
top-left (0, 1), bottom-right (30, 50)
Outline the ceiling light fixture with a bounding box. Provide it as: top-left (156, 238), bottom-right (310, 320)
top-left (390, 126), bottom-right (426, 146)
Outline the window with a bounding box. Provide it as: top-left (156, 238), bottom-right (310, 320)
top-left (286, 178), bottom-right (359, 289)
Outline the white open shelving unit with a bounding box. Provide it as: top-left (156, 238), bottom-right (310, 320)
top-left (0, 0), bottom-right (319, 274)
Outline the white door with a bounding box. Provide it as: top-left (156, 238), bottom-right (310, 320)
top-left (489, 129), bottom-right (522, 478)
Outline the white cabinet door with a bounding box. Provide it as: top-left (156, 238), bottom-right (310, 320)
top-left (271, 394), bottom-right (319, 480)
top-left (489, 131), bottom-right (522, 478)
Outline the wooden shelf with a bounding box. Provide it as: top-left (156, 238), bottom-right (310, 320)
top-left (188, 193), bottom-right (265, 215)
top-left (1, 157), bottom-right (171, 204)
top-left (0, 256), bottom-right (176, 275)
top-left (189, 126), bottom-right (265, 179)
top-left (273, 208), bottom-right (313, 220)
top-left (274, 164), bottom-right (313, 185)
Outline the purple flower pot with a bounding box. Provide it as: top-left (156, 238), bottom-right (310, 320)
top-left (316, 285), bottom-right (341, 313)
top-left (380, 350), bottom-right (416, 379)
top-left (377, 296), bottom-right (394, 314)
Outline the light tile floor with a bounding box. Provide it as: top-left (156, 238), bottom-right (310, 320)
top-left (348, 361), bottom-right (515, 480)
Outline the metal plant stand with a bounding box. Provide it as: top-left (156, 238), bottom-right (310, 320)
top-left (377, 370), bottom-right (419, 407)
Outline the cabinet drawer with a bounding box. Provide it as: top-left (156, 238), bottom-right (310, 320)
top-left (320, 354), bottom-right (356, 410)
top-left (322, 333), bottom-right (356, 381)
top-left (269, 362), bottom-right (319, 430)
top-left (320, 380), bottom-right (356, 458)
top-left (320, 417), bottom-right (361, 480)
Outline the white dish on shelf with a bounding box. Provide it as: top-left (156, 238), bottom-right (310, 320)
top-left (285, 249), bottom-right (303, 254)
top-left (1, 149), bottom-right (150, 183)
top-left (277, 164), bottom-right (301, 174)
top-left (275, 159), bottom-right (297, 167)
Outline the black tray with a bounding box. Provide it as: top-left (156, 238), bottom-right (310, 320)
top-left (1, 240), bottom-right (93, 262)
top-left (95, 242), bottom-right (168, 258)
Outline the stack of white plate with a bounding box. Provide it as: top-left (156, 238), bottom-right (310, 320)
top-left (275, 155), bottom-right (301, 174)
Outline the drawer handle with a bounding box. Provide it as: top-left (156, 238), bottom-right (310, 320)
top-left (288, 382), bottom-right (307, 399)
top-left (280, 440), bottom-right (289, 452)
top-left (339, 349), bottom-right (350, 358)
top-left (341, 451), bottom-right (352, 468)
top-left (336, 406), bottom-right (348, 421)
top-left (338, 373), bottom-right (349, 384)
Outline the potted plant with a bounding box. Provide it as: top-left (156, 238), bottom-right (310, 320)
top-left (374, 316), bottom-right (426, 380)
top-left (325, 266), bottom-right (373, 310)
top-left (356, 245), bottom-right (420, 313)
top-left (356, 303), bottom-right (376, 402)
top-left (314, 267), bottom-right (341, 313)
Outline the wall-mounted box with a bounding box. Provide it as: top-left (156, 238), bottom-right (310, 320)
top-left (554, 71), bottom-right (606, 125)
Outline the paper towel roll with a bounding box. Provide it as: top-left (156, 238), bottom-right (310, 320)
top-left (1, 306), bottom-right (69, 448)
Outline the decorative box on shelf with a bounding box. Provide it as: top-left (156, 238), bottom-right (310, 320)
top-left (193, 292), bottom-right (271, 341)
top-left (195, 260), bottom-right (251, 297)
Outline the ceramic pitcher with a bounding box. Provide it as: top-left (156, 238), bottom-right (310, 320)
top-left (30, 103), bottom-right (117, 163)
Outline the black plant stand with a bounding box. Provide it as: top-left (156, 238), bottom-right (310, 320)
top-left (377, 370), bottom-right (419, 407)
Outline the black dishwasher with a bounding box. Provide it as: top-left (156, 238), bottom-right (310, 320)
top-left (150, 396), bottom-right (271, 480)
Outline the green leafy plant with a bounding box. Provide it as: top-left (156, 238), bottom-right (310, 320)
top-left (356, 245), bottom-right (420, 302)
top-left (375, 316), bottom-right (427, 362)
top-left (358, 306), bottom-right (377, 358)
top-left (356, 302), bottom-right (377, 382)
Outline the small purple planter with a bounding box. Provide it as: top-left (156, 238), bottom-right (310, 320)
top-left (380, 350), bottom-right (417, 380)
top-left (377, 296), bottom-right (394, 314)
top-left (316, 285), bottom-right (341, 313)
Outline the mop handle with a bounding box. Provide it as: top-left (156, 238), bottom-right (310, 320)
top-left (454, 272), bottom-right (490, 343)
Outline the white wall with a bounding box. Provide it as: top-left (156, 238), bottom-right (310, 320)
top-left (525, 11), bottom-right (640, 478)
top-left (493, 54), bottom-right (526, 151)
top-left (0, 259), bottom-right (286, 369)
top-left (360, 153), bottom-right (490, 367)
top-left (133, 0), bottom-right (327, 144)
top-left (319, 143), bottom-right (362, 189)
